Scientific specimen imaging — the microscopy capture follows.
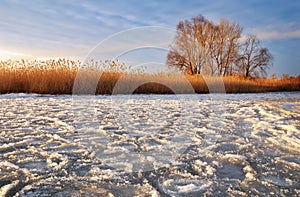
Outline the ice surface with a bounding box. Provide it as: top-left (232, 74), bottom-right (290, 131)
top-left (0, 92), bottom-right (299, 196)
top-left (0, 180), bottom-right (19, 196)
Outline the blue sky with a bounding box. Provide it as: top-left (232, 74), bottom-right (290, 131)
top-left (0, 0), bottom-right (299, 76)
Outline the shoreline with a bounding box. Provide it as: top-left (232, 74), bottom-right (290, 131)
top-left (1, 63), bottom-right (299, 95)
top-left (1, 90), bottom-right (300, 96)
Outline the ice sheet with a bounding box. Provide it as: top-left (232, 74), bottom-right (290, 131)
top-left (0, 92), bottom-right (299, 196)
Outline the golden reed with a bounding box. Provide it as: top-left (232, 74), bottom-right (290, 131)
top-left (0, 59), bottom-right (299, 94)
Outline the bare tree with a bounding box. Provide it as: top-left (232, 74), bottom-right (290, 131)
top-left (213, 19), bottom-right (242, 76)
top-left (167, 15), bottom-right (212, 75)
top-left (167, 15), bottom-right (272, 77)
top-left (236, 35), bottom-right (273, 77)
top-left (167, 16), bottom-right (242, 76)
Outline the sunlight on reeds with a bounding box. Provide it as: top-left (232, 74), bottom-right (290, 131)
top-left (0, 59), bottom-right (299, 94)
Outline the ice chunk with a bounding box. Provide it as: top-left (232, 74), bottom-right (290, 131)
top-left (176, 183), bottom-right (198, 193)
top-left (220, 154), bottom-right (247, 165)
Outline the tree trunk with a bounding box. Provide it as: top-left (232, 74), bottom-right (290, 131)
top-left (245, 68), bottom-right (249, 78)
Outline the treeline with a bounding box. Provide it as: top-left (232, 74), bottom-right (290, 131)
top-left (167, 15), bottom-right (273, 77)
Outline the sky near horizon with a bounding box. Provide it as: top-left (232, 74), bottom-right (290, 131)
top-left (0, 0), bottom-right (299, 76)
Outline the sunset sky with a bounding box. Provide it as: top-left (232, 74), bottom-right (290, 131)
top-left (0, 0), bottom-right (299, 76)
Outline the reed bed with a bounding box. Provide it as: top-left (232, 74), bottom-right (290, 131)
top-left (0, 59), bottom-right (299, 94)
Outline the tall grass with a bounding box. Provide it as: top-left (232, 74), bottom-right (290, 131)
top-left (0, 59), bottom-right (299, 94)
top-left (0, 59), bottom-right (78, 94)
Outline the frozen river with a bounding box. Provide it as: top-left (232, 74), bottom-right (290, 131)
top-left (0, 92), bottom-right (299, 196)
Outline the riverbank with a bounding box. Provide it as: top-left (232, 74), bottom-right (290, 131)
top-left (0, 61), bottom-right (299, 94)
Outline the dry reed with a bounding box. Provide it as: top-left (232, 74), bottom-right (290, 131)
top-left (0, 59), bottom-right (299, 94)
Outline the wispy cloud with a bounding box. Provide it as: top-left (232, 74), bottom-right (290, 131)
top-left (0, 0), bottom-right (299, 75)
top-left (256, 29), bottom-right (300, 40)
